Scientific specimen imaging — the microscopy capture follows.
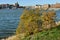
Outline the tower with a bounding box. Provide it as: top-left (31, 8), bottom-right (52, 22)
top-left (15, 2), bottom-right (19, 8)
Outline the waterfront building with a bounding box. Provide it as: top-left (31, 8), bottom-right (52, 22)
top-left (0, 4), bottom-right (9, 9)
top-left (50, 3), bottom-right (60, 8)
top-left (0, 2), bottom-right (20, 9)
top-left (55, 3), bottom-right (60, 8)
top-left (15, 2), bottom-right (19, 8)
top-left (42, 4), bottom-right (50, 10)
top-left (1, 4), bottom-right (9, 8)
top-left (35, 5), bottom-right (42, 8)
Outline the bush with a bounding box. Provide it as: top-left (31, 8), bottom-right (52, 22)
top-left (11, 25), bottom-right (60, 40)
top-left (23, 25), bottom-right (60, 40)
top-left (16, 9), bottom-right (56, 36)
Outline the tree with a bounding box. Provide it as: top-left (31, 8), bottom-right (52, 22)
top-left (16, 8), bottom-right (42, 35)
top-left (16, 9), bottom-right (56, 36)
top-left (42, 10), bottom-right (56, 29)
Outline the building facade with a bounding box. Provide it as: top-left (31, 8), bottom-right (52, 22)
top-left (0, 2), bottom-right (20, 9)
top-left (50, 3), bottom-right (60, 8)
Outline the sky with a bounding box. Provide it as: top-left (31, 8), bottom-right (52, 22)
top-left (0, 0), bottom-right (60, 6)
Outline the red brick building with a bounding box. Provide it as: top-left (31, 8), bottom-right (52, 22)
top-left (50, 3), bottom-right (60, 8)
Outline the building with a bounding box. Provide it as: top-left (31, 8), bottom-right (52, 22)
top-left (15, 2), bottom-right (19, 8)
top-left (2, 4), bottom-right (9, 8)
top-left (35, 5), bottom-right (42, 8)
top-left (0, 4), bottom-right (9, 9)
top-left (42, 4), bottom-right (50, 10)
top-left (55, 3), bottom-right (60, 8)
top-left (0, 2), bottom-right (20, 9)
top-left (50, 3), bottom-right (60, 8)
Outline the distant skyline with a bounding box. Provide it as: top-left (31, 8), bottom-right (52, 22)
top-left (0, 0), bottom-right (60, 6)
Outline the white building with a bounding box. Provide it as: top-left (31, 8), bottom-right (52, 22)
top-left (42, 4), bottom-right (50, 10)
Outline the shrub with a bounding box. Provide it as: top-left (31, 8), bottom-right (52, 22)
top-left (13, 25), bottom-right (60, 40)
top-left (16, 9), bottom-right (56, 36)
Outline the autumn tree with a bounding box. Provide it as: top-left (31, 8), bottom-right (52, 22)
top-left (16, 8), bottom-right (42, 35)
top-left (41, 10), bottom-right (56, 29)
top-left (16, 9), bottom-right (56, 36)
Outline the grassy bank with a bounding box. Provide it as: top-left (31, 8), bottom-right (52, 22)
top-left (5, 25), bottom-right (60, 40)
top-left (22, 25), bottom-right (60, 40)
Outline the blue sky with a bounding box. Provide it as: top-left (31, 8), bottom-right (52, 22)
top-left (0, 0), bottom-right (60, 6)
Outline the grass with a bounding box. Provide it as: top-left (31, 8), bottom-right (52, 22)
top-left (22, 25), bottom-right (60, 40)
top-left (6, 25), bottom-right (60, 40)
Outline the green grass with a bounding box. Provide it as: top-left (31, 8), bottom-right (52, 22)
top-left (22, 25), bottom-right (60, 40)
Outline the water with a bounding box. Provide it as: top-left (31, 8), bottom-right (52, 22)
top-left (56, 10), bottom-right (60, 21)
top-left (0, 8), bottom-right (24, 38)
top-left (0, 8), bottom-right (60, 38)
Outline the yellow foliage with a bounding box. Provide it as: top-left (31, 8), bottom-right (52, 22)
top-left (16, 9), bottom-right (56, 36)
